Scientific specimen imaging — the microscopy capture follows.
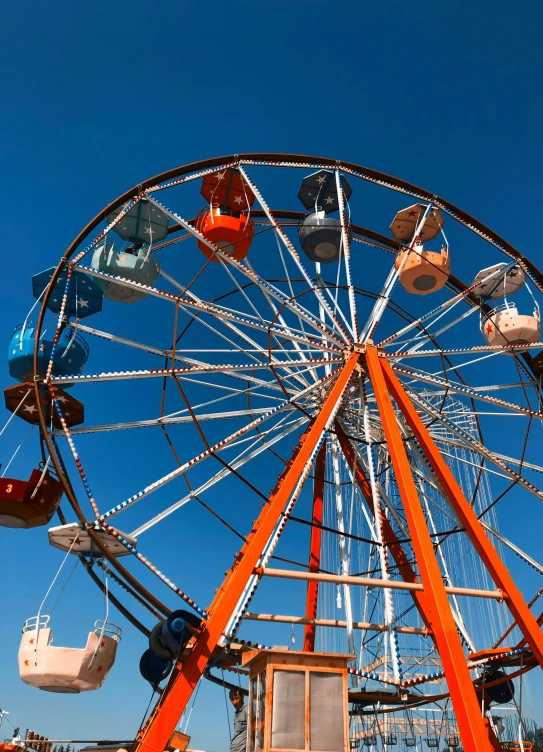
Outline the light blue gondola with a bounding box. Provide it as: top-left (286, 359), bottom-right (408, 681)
top-left (32, 267), bottom-right (103, 318)
top-left (8, 324), bottom-right (90, 384)
top-left (91, 241), bottom-right (160, 304)
top-left (108, 198), bottom-right (169, 244)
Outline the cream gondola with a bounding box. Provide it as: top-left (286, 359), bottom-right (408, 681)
top-left (481, 302), bottom-right (540, 351)
top-left (18, 615), bottom-right (121, 693)
top-left (18, 533), bottom-right (121, 693)
top-left (474, 262), bottom-right (541, 351)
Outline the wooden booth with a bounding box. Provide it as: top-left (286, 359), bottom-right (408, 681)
top-left (242, 649), bottom-right (353, 752)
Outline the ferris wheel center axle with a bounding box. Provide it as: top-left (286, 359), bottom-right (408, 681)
top-left (342, 341), bottom-right (386, 377)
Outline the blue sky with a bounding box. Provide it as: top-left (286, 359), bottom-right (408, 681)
top-left (1, 0), bottom-right (543, 750)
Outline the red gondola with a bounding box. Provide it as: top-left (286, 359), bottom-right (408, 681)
top-left (3, 383), bottom-right (84, 428)
top-left (0, 469), bottom-right (63, 529)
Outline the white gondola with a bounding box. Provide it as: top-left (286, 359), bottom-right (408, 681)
top-left (471, 262), bottom-right (526, 299)
top-left (18, 615), bottom-right (121, 693)
top-left (481, 302), bottom-right (541, 352)
top-left (48, 522), bottom-right (136, 557)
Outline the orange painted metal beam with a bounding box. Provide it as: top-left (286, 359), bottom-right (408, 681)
top-left (336, 428), bottom-right (434, 637)
top-left (381, 356), bottom-right (543, 668)
top-left (365, 346), bottom-right (492, 752)
top-left (303, 441), bottom-right (327, 652)
top-left (133, 353), bottom-right (360, 752)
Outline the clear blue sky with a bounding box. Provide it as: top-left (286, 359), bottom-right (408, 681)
top-left (1, 1), bottom-right (542, 750)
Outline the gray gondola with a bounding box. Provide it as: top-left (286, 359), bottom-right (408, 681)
top-left (298, 212), bottom-right (352, 264)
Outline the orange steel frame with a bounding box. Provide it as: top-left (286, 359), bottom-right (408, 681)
top-left (378, 353), bottom-right (543, 666)
top-left (132, 353), bottom-right (361, 752)
top-left (365, 346), bottom-right (543, 752)
top-left (133, 347), bottom-right (543, 752)
top-left (303, 442), bottom-right (326, 651)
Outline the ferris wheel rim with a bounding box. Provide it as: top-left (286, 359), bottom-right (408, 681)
top-left (31, 154), bottom-right (543, 590)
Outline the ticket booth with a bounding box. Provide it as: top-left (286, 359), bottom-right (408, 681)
top-left (242, 649), bottom-right (352, 752)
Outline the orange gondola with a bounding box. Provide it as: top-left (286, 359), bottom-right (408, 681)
top-left (196, 207), bottom-right (254, 263)
top-left (394, 242), bottom-right (450, 295)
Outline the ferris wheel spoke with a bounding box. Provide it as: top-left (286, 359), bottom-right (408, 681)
top-left (487, 452), bottom-right (543, 475)
top-left (76, 263), bottom-right (341, 356)
top-left (243, 256), bottom-right (323, 384)
top-left (480, 522), bottom-right (543, 576)
top-left (392, 365), bottom-right (543, 419)
top-left (52, 406), bottom-right (287, 436)
top-left (130, 415), bottom-right (308, 537)
top-left (175, 254), bottom-right (317, 390)
top-left (49, 357), bottom-right (338, 387)
top-left (72, 317), bottom-right (306, 397)
top-left (388, 341), bottom-right (543, 360)
top-left (396, 306), bottom-right (479, 355)
top-left (432, 442), bottom-right (510, 482)
top-left (173, 304), bottom-right (330, 395)
top-left (146, 195), bottom-right (345, 347)
top-left (407, 389), bottom-right (543, 504)
top-left (335, 169), bottom-right (359, 341)
top-left (99, 367), bottom-right (339, 521)
top-left (317, 274), bottom-right (357, 341)
top-left (177, 296), bottom-right (340, 364)
top-left (434, 435), bottom-right (543, 478)
top-left (179, 307), bottom-right (316, 393)
top-left (161, 265), bottom-right (332, 392)
top-left (237, 164), bottom-right (351, 344)
top-left (214, 257), bottom-right (316, 387)
top-left (174, 373), bottom-right (306, 401)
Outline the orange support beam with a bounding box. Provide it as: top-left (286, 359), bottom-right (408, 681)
top-left (380, 356), bottom-right (543, 667)
top-left (133, 353), bottom-right (361, 752)
top-left (365, 346), bottom-right (492, 752)
top-left (303, 442), bottom-right (327, 651)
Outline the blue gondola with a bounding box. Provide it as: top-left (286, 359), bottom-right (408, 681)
top-left (8, 323), bottom-right (90, 384)
top-left (91, 241), bottom-right (160, 304)
top-left (32, 267), bottom-right (103, 319)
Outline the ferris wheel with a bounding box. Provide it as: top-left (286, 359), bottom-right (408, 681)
top-left (3, 154), bottom-right (543, 752)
